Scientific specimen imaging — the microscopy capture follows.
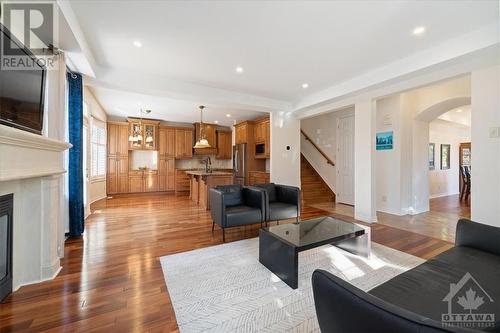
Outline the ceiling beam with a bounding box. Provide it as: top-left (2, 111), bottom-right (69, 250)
top-left (85, 66), bottom-right (292, 113)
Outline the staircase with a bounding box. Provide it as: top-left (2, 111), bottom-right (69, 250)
top-left (300, 154), bottom-right (336, 206)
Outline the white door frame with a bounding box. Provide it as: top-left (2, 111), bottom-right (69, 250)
top-left (83, 117), bottom-right (91, 219)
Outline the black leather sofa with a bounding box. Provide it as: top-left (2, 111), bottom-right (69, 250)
top-left (209, 184), bottom-right (265, 242)
top-left (312, 219), bottom-right (500, 333)
top-left (254, 183), bottom-right (301, 225)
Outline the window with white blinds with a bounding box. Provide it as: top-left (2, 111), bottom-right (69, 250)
top-left (91, 120), bottom-right (106, 178)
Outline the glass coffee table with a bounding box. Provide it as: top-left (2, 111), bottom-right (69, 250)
top-left (259, 216), bottom-right (370, 289)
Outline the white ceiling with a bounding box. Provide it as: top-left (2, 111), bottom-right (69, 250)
top-left (89, 87), bottom-right (266, 126)
top-left (64, 0), bottom-right (498, 120)
top-left (438, 105), bottom-right (471, 127)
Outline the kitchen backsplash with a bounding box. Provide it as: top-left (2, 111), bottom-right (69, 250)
top-left (130, 151), bottom-right (158, 170)
top-left (176, 156), bottom-right (232, 170)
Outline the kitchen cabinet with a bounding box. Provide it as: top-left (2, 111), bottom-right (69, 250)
top-left (254, 117), bottom-right (270, 159)
top-left (128, 172), bottom-right (144, 193)
top-left (144, 171), bottom-right (158, 192)
top-left (190, 175), bottom-right (200, 204)
top-left (128, 119), bottom-right (159, 150)
top-left (175, 170), bottom-right (190, 192)
top-left (128, 170), bottom-right (158, 193)
top-left (265, 118), bottom-right (270, 157)
top-left (255, 121), bottom-right (266, 143)
top-left (216, 130), bottom-right (232, 159)
top-left (158, 157), bottom-right (175, 191)
top-left (107, 156), bottom-right (129, 194)
top-left (107, 122), bottom-right (129, 157)
top-left (185, 171), bottom-right (234, 210)
top-left (235, 121), bottom-right (249, 144)
top-left (193, 123), bottom-right (217, 155)
top-left (159, 126), bottom-right (175, 158)
top-left (248, 171), bottom-right (270, 186)
top-left (175, 128), bottom-right (193, 159)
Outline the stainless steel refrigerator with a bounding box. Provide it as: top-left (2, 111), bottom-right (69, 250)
top-left (233, 143), bottom-right (247, 185)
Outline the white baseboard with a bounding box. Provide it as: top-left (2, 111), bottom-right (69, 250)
top-left (429, 192), bottom-right (459, 199)
top-left (89, 194), bottom-right (107, 205)
top-left (14, 265), bottom-right (62, 292)
top-left (376, 207), bottom-right (406, 216)
top-left (354, 212), bottom-right (378, 223)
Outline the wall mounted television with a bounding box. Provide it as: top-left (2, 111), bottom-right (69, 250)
top-left (0, 24), bottom-right (46, 135)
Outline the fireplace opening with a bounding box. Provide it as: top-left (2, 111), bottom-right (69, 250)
top-left (0, 193), bottom-right (13, 303)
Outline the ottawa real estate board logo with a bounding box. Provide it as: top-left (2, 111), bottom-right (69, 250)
top-left (1, 1), bottom-right (58, 70)
top-left (442, 272), bottom-right (495, 329)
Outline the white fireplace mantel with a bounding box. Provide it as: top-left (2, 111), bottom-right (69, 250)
top-left (0, 124), bottom-right (72, 182)
top-left (0, 124), bottom-right (72, 291)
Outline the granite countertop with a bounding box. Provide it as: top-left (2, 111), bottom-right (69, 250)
top-left (184, 170), bottom-right (233, 176)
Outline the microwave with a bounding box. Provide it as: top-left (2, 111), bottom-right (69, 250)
top-left (255, 143), bottom-right (265, 155)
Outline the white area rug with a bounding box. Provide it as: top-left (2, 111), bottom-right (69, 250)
top-left (160, 238), bottom-right (424, 333)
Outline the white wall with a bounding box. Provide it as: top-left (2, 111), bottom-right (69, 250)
top-left (375, 95), bottom-right (404, 215)
top-left (83, 87), bottom-right (107, 205)
top-left (270, 111), bottom-right (301, 187)
top-left (428, 120), bottom-right (471, 198)
top-left (354, 100), bottom-right (377, 223)
top-left (471, 65), bottom-right (500, 226)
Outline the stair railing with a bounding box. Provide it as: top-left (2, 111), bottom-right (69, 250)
top-left (300, 129), bottom-right (335, 166)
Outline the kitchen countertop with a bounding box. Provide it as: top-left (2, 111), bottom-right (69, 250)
top-left (184, 170), bottom-right (233, 176)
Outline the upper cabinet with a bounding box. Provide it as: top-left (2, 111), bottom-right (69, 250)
top-left (158, 126), bottom-right (176, 157)
top-left (193, 123), bottom-right (217, 155)
top-left (128, 119), bottom-right (159, 150)
top-left (255, 120), bottom-right (266, 143)
top-left (107, 122), bottom-right (129, 157)
top-left (216, 130), bottom-right (232, 159)
top-left (175, 128), bottom-right (193, 159)
top-left (254, 117), bottom-right (270, 159)
top-left (235, 121), bottom-right (250, 144)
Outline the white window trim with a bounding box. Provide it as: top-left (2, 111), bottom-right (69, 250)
top-left (91, 117), bottom-right (107, 181)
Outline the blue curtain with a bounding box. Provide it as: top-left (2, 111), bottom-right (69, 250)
top-left (67, 72), bottom-right (84, 237)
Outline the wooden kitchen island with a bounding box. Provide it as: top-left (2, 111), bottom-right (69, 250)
top-left (185, 170), bottom-right (234, 210)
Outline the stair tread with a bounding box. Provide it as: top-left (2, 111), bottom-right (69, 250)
top-left (300, 154), bottom-right (335, 205)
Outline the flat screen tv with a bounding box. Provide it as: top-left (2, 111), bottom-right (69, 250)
top-left (0, 24), bottom-right (46, 135)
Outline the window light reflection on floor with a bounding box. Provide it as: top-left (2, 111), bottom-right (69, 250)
top-left (322, 246), bottom-right (411, 277)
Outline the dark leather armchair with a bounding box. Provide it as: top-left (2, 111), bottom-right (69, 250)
top-left (254, 183), bottom-right (301, 224)
top-left (209, 184), bottom-right (265, 242)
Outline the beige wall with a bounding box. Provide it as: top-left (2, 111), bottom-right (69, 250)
top-left (84, 87), bottom-right (108, 206)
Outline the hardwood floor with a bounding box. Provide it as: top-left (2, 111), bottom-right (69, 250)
top-left (311, 194), bottom-right (470, 242)
top-left (0, 193), bottom-right (452, 332)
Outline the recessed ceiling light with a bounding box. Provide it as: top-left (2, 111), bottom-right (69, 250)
top-left (302, 83), bottom-right (309, 89)
top-left (226, 114), bottom-right (231, 118)
top-left (456, 109), bottom-right (463, 113)
top-left (133, 40), bottom-right (142, 48)
top-left (412, 26), bottom-right (425, 36)
top-left (214, 120), bottom-right (219, 124)
top-left (235, 66), bottom-right (244, 73)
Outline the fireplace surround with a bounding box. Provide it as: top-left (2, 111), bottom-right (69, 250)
top-left (0, 124), bottom-right (71, 291)
top-left (0, 193), bottom-right (13, 302)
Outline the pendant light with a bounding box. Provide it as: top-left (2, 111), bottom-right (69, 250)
top-left (128, 109), bottom-right (150, 143)
top-left (194, 105), bottom-right (211, 149)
